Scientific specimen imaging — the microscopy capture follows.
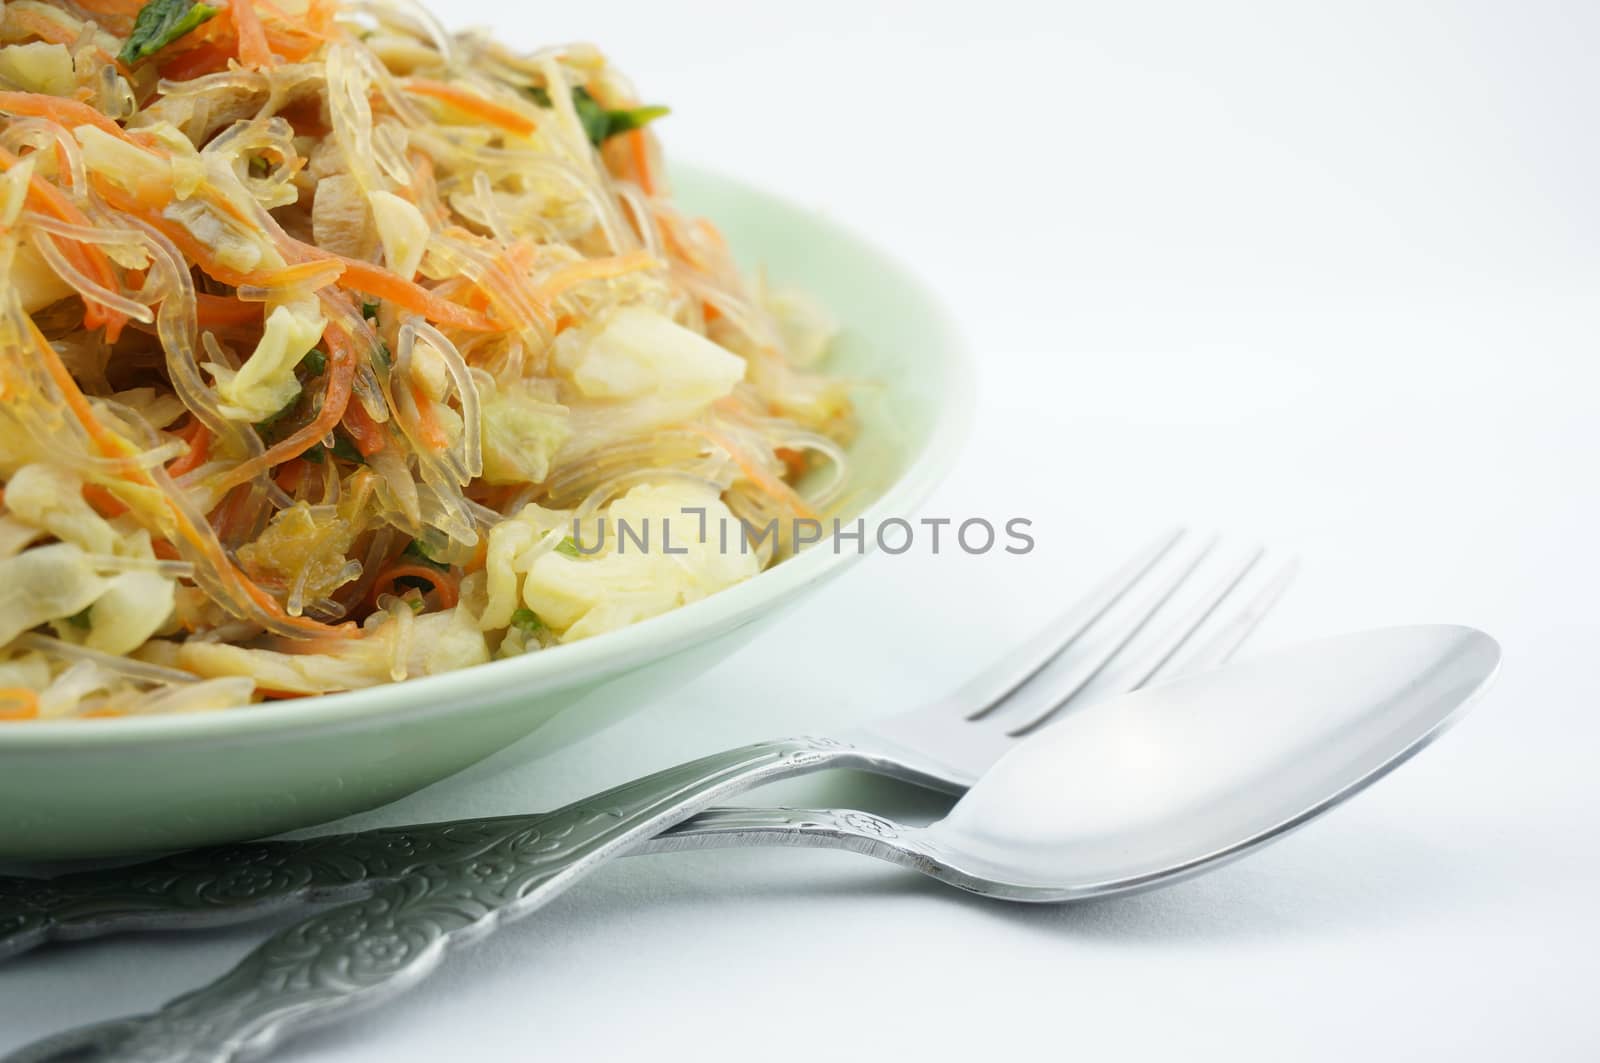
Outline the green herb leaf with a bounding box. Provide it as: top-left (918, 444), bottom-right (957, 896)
top-left (402, 539), bottom-right (450, 572)
top-left (253, 396), bottom-right (302, 439)
top-left (573, 87), bottom-right (669, 146)
top-left (361, 300), bottom-right (381, 321)
top-left (554, 536), bottom-right (582, 558)
top-left (509, 608), bottom-right (545, 636)
top-left (247, 155), bottom-right (271, 179)
top-left (326, 433), bottom-right (365, 464)
top-left (530, 86), bottom-right (669, 147)
top-left (117, 0), bottom-right (219, 64)
top-left (298, 349), bottom-right (327, 378)
top-left (597, 102), bottom-right (670, 141)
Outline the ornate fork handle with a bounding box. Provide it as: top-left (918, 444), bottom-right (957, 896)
top-left (5, 736), bottom-right (874, 1063)
top-left (0, 818), bottom-right (540, 962)
top-left (0, 804), bottom-right (940, 963)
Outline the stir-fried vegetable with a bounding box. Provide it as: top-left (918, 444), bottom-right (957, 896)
top-left (531, 85), bottom-right (670, 147)
top-left (117, 0), bottom-right (219, 65)
top-left (0, 0), bottom-right (851, 720)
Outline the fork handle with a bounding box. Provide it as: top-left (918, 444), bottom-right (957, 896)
top-left (0, 731), bottom-right (954, 964)
top-left (4, 736), bottom-right (876, 1063)
top-left (0, 818), bottom-right (543, 962)
top-left (0, 801), bottom-right (906, 962)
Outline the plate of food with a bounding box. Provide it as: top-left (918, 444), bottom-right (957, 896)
top-left (0, 0), bottom-right (970, 858)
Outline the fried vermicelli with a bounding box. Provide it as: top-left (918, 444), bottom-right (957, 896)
top-left (0, 0), bottom-right (851, 720)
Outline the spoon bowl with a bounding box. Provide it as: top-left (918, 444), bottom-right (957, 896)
top-left (653, 625), bottom-right (1500, 902)
top-left (916, 624), bottom-right (1498, 898)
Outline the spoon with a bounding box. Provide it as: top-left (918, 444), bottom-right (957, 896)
top-left (646, 622), bottom-right (1501, 898)
top-left (7, 624), bottom-right (1499, 1062)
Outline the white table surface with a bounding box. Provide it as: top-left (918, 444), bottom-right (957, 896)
top-left (5, 1), bottom-right (1599, 1059)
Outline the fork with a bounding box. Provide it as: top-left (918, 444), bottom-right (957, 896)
top-left (0, 529), bottom-right (1293, 961)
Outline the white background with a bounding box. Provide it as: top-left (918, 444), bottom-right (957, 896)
top-left (5, 1), bottom-right (1600, 1059)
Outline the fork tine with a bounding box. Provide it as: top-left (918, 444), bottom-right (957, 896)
top-left (1000, 535), bottom-right (1221, 735)
top-left (1149, 557), bottom-right (1299, 681)
top-left (1111, 544), bottom-right (1266, 692)
top-left (962, 527), bottom-right (1185, 721)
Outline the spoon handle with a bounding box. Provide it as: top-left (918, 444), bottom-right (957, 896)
top-left (0, 803), bottom-right (908, 962)
top-left (3, 737), bottom-right (870, 1063)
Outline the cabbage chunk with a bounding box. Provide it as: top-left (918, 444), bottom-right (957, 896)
top-left (478, 382), bottom-right (569, 485)
top-left (0, 543), bottom-right (109, 647)
top-left (561, 306), bottom-right (744, 403)
top-left (521, 481), bottom-right (757, 641)
top-left (211, 302), bottom-right (327, 422)
top-left (82, 570), bottom-right (176, 656)
top-left (369, 190), bottom-right (429, 280)
top-left (0, 42), bottom-right (75, 97)
top-left (2, 464), bottom-right (116, 556)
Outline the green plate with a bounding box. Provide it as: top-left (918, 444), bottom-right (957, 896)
top-left (0, 166), bottom-right (973, 860)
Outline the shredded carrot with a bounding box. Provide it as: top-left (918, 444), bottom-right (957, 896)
top-left (273, 458), bottom-right (310, 495)
top-left (159, 41), bottom-right (236, 82)
top-left (267, 258), bottom-right (349, 289)
top-left (5, 7), bottom-right (83, 48)
top-left (534, 249), bottom-right (659, 302)
top-left (166, 418), bottom-right (213, 477)
top-left (82, 484), bottom-right (130, 518)
top-left (342, 399), bottom-right (389, 457)
top-left (0, 146), bottom-right (128, 340)
top-left (462, 242), bottom-right (555, 333)
top-left (334, 257), bottom-right (497, 332)
top-left (689, 425), bottom-right (818, 521)
top-left (230, 0), bottom-right (275, 68)
top-left (0, 689), bottom-right (41, 721)
top-left (23, 315), bottom-right (130, 461)
top-left (775, 446), bottom-right (808, 478)
top-left (100, 178), bottom-right (493, 344)
top-left (194, 293), bottom-right (264, 328)
top-left (0, 92), bottom-right (132, 142)
top-left (303, 0), bottom-right (340, 40)
top-left (629, 129), bottom-right (657, 196)
top-left (72, 0), bottom-right (145, 15)
top-left (370, 563), bottom-right (460, 611)
top-left (405, 79), bottom-right (538, 138)
top-left (264, 26), bottom-right (322, 63)
top-left (210, 482), bottom-right (256, 544)
top-left (406, 154), bottom-right (449, 227)
top-left (214, 322), bottom-right (357, 493)
top-left (407, 379), bottom-right (450, 450)
top-left (466, 535), bottom-right (489, 573)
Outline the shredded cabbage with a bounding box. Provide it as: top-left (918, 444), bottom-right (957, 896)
top-left (0, 0), bottom-right (853, 720)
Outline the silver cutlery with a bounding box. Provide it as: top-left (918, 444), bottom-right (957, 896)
top-left (0, 529), bottom-right (1289, 958)
top-left (6, 624), bottom-right (1499, 1063)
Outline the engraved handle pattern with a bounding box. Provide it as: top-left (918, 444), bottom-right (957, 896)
top-left (0, 818), bottom-right (538, 961)
top-left (7, 737), bottom-right (863, 1063)
top-left (643, 806), bottom-right (947, 872)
